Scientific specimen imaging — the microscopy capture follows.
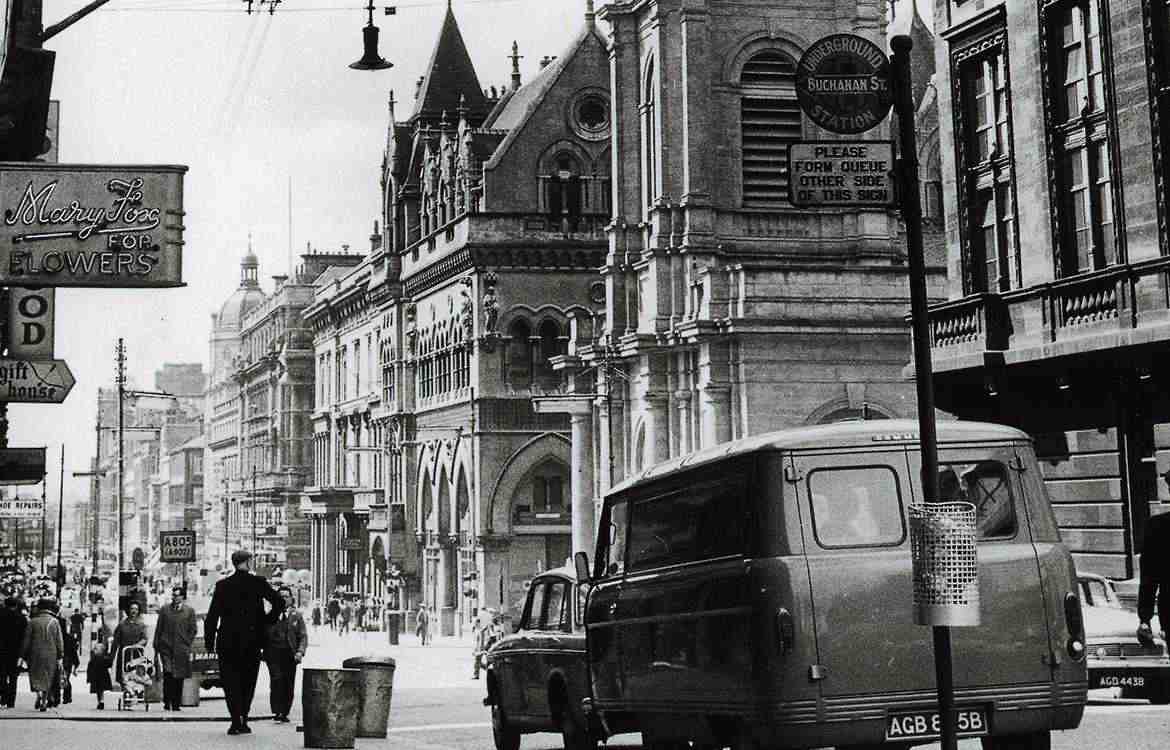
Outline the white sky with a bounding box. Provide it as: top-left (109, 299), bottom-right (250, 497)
top-left (9, 0), bottom-right (931, 521)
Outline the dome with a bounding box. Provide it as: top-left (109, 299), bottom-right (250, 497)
top-left (216, 250), bottom-right (266, 330)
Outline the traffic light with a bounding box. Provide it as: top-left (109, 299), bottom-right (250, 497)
top-left (0, 44), bottom-right (54, 160)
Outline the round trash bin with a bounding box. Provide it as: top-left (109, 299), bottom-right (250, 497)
top-left (341, 656), bottom-right (397, 738)
top-left (181, 675), bottom-right (200, 707)
top-left (387, 612), bottom-right (400, 645)
top-left (909, 501), bottom-right (980, 627)
top-left (302, 668), bottom-right (361, 748)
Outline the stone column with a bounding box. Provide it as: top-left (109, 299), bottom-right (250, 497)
top-left (532, 396), bottom-right (597, 556)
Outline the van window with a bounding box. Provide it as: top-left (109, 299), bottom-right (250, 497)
top-left (938, 460), bottom-right (1016, 539)
top-left (597, 500), bottom-right (629, 577)
top-left (627, 480), bottom-right (747, 571)
top-left (808, 466), bottom-right (905, 548)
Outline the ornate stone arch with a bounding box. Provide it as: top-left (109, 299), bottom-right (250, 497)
top-left (455, 464), bottom-right (472, 538)
top-left (486, 432), bottom-right (572, 535)
top-left (805, 397), bottom-right (898, 425)
top-left (437, 465), bottom-right (451, 536)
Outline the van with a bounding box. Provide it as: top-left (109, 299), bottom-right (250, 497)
top-left (578, 420), bottom-right (1086, 750)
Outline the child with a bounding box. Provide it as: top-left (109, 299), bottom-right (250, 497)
top-left (86, 643), bottom-right (113, 710)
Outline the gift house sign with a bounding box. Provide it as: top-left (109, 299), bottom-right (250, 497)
top-left (0, 163), bottom-right (187, 287)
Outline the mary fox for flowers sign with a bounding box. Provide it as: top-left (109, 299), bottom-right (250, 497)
top-left (0, 163), bottom-right (187, 287)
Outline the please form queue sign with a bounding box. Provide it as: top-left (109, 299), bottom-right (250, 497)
top-left (788, 141), bottom-right (895, 208)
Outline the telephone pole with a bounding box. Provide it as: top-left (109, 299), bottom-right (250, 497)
top-left (116, 338), bottom-right (126, 573)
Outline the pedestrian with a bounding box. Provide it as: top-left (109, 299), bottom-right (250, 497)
top-left (356, 599), bottom-right (367, 631)
top-left (111, 600), bottom-right (149, 686)
top-left (55, 606), bottom-right (80, 705)
top-left (265, 586), bottom-right (307, 724)
top-left (68, 609), bottom-right (85, 642)
top-left (153, 585), bottom-right (197, 711)
top-left (0, 596), bottom-right (28, 708)
top-left (86, 641), bottom-right (113, 709)
top-left (1138, 511), bottom-right (1170, 646)
top-left (203, 549), bottom-right (285, 736)
top-left (339, 599), bottom-right (352, 635)
top-left (415, 603), bottom-right (429, 646)
top-left (311, 601), bottom-right (322, 629)
top-left (20, 598), bottom-right (63, 711)
top-left (327, 597), bottom-right (340, 631)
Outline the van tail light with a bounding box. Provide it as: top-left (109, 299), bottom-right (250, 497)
top-left (1064, 592), bottom-right (1085, 661)
top-left (775, 608), bottom-right (795, 654)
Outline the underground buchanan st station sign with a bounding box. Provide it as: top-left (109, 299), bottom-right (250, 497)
top-left (796, 34), bottom-right (893, 135)
top-left (0, 163), bottom-right (187, 287)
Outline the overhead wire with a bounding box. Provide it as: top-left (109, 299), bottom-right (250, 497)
top-left (97, 0), bottom-right (526, 12)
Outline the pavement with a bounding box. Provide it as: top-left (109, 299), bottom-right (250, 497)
top-left (0, 624), bottom-right (483, 723)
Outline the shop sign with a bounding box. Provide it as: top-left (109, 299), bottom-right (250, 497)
top-left (0, 358), bottom-right (75, 403)
top-left (0, 163), bottom-right (187, 287)
top-left (788, 141), bottom-right (895, 207)
top-left (0, 496), bottom-right (43, 517)
top-left (0, 447), bottom-right (46, 485)
top-left (340, 538), bottom-right (363, 551)
top-left (796, 34), bottom-right (893, 134)
top-left (7, 287), bottom-right (54, 359)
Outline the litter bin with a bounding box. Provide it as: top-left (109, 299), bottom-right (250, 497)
top-left (181, 675), bottom-right (200, 707)
top-left (302, 668), bottom-right (361, 748)
top-left (387, 612), bottom-right (400, 645)
top-left (341, 656), bottom-right (397, 738)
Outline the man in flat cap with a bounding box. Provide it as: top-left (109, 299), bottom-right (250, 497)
top-left (204, 550), bottom-right (284, 735)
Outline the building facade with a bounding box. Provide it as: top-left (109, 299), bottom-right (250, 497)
top-left (541, 0), bottom-right (941, 552)
top-left (924, 0), bottom-right (1170, 578)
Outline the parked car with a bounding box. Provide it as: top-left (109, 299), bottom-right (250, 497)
top-left (483, 566), bottom-right (595, 750)
top-left (1079, 572), bottom-right (1170, 703)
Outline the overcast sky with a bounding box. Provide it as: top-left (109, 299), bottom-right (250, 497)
top-left (9, 0), bottom-right (931, 521)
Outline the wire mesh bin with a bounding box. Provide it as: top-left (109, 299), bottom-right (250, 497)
top-left (910, 501), bottom-right (981, 626)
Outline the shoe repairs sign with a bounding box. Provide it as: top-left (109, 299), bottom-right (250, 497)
top-left (0, 163), bottom-right (187, 287)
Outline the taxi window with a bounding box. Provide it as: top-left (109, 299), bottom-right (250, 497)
top-left (522, 581), bottom-right (548, 630)
top-left (808, 466), bottom-right (905, 548)
top-left (938, 460), bottom-right (1016, 539)
top-left (542, 582), bottom-right (568, 631)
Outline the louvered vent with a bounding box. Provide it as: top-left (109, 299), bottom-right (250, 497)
top-left (741, 51), bottom-right (800, 207)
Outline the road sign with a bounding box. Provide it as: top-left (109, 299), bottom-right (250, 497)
top-left (0, 496), bottom-right (43, 517)
top-left (159, 529), bottom-right (196, 562)
top-left (0, 447), bottom-right (45, 485)
top-left (0, 358), bottom-right (75, 402)
top-left (796, 34), bottom-right (893, 134)
top-left (0, 162), bottom-right (187, 287)
top-left (7, 286), bottom-right (54, 358)
top-left (789, 141), bottom-right (896, 207)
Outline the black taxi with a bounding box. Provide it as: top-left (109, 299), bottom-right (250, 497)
top-left (483, 566), bottom-right (595, 750)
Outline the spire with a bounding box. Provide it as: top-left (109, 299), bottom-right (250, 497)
top-left (388, 89), bottom-right (396, 122)
top-left (585, 0), bottom-right (595, 26)
top-left (412, 0), bottom-right (489, 121)
top-left (241, 235), bottom-right (259, 289)
top-left (509, 41), bottom-right (523, 92)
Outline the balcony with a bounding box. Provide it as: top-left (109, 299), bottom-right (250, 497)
top-left (927, 257), bottom-right (1170, 373)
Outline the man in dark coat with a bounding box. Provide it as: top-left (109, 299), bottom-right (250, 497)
top-left (154, 585), bottom-right (198, 711)
top-left (1138, 511), bottom-right (1170, 644)
top-left (0, 596), bottom-right (28, 708)
top-left (204, 550), bottom-right (284, 735)
top-left (264, 586), bottom-right (308, 723)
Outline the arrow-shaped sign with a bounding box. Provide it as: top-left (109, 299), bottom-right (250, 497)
top-left (0, 358), bottom-right (76, 403)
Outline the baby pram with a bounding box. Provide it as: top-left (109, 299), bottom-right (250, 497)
top-left (115, 644), bottom-right (156, 711)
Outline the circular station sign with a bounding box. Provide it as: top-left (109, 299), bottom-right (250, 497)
top-left (796, 33), bottom-right (893, 135)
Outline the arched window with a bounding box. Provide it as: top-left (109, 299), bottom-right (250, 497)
top-left (506, 319), bottom-right (532, 387)
top-left (535, 319), bottom-right (564, 383)
top-left (641, 59), bottom-right (657, 216)
top-left (547, 153), bottom-right (583, 230)
top-left (740, 49), bottom-right (800, 207)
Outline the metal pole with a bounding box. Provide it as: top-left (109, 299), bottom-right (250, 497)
top-left (117, 338), bottom-right (126, 575)
top-left (252, 465), bottom-right (257, 555)
top-left (892, 35), bottom-right (954, 750)
top-left (92, 415), bottom-right (101, 577)
top-left (56, 445), bottom-right (64, 598)
top-left (40, 470), bottom-right (47, 574)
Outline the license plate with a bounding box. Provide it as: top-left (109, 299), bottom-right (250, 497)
top-left (1090, 669), bottom-right (1160, 690)
top-left (885, 708), bottom-right (989, 741)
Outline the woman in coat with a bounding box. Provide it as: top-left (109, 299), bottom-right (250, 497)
top-left (152, 586), bottom-right (197, 710)
top-left (111, 600), bottom-right (149, 685)
top-left (19, 599), bottom-right (63, 711)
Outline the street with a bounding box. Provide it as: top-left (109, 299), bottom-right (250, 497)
top-left (2, 626), bottom-right (1169, 750)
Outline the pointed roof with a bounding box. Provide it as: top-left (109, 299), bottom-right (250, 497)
top-left (412, 4), bottom-right (490, 122)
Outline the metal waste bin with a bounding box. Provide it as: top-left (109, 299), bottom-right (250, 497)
top-left (387, 612), bottom-right (400, 645)
top-left (341, 656), bottom-right (397, 738)
top-left (181, 675), bottom-right (200, 707)
top-left (302, 668), bottom-right (361, 748)
top-left (909, 501), bottom-right (980, 627)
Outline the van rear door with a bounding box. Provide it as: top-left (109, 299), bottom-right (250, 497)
top-left (790, 448), bottom-right (937, 698)
top-left (907, 444), bottom-right (1056, 690)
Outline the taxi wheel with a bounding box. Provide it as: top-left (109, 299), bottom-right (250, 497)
top-left (491, 704), bottom-right (521, 750)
